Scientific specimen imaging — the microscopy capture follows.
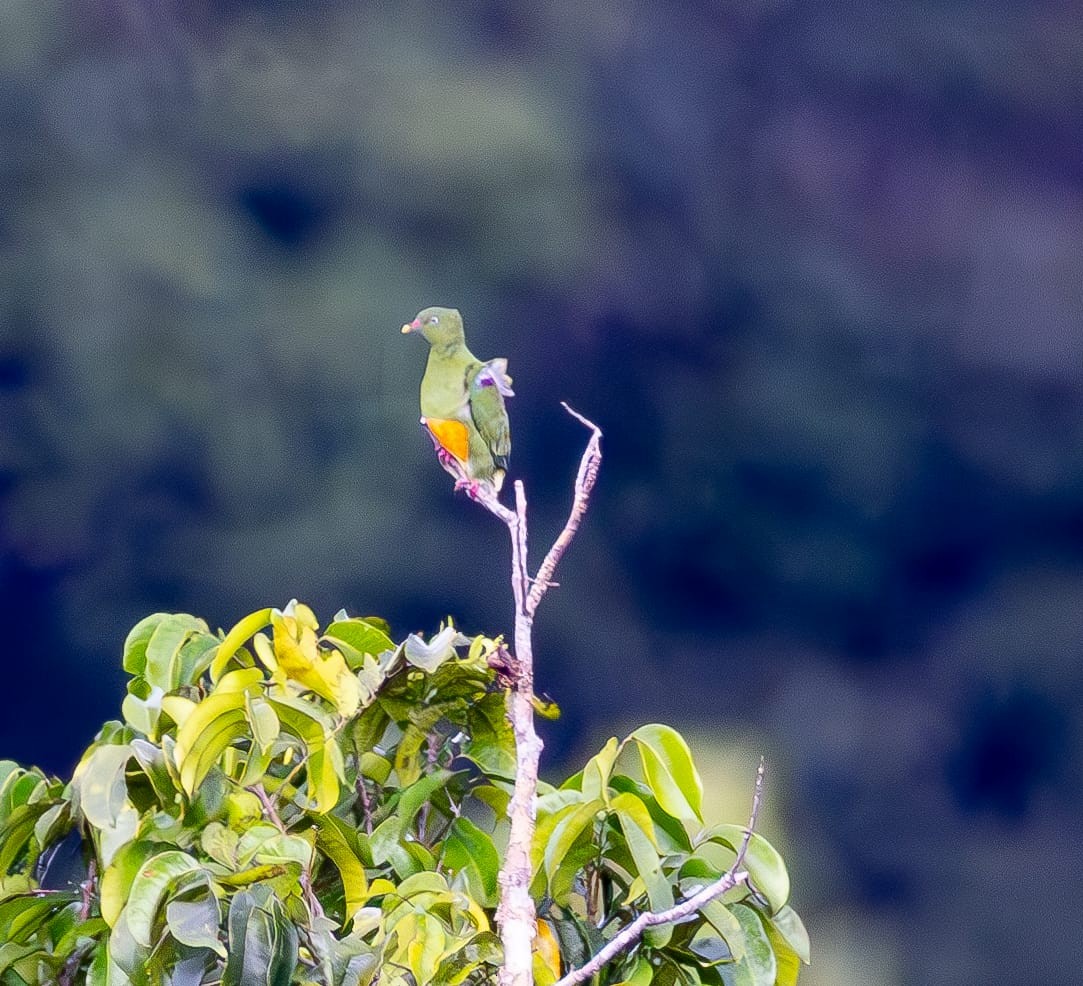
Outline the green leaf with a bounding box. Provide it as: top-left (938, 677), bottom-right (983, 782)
top-left (627, 724), bottom-right (703, 823)
top-left (0, 941), bottom-right (40, 977)
top-left (224, 887), bottom-right (299, 986)
top-left (0, 893), bottom-right (78, 943)
top-left (609, 792), bottom-right (660, 850)
top-left (441, 816), bottom-right (499, 907)
top-left (100, 804), bottom-right (140, 869)
top-left (0, 801), bottom-right (54, 874)
top-left (611, 956), bottom-right (656, 986)
top-left (121, 687), bottom-right (163, 737)
top-left (144, 614), bottom-right (209, 692)
top-left (324, 619), bottom-right (395, 665)
top-left (100, 841), bottom-right (160, 928)
top-left (581, 737), bottom-right (619, 803)
top-left (350, 706), bottom-right (390, 760)
top-left (371, 770), bottom-right (456, 866)
top-left (688, 920), bottom-right (733, 966)
top-left (122, 615), bottom-right (168, 676)
top-left (175, 633), bottom-right (220, 687)
top-left (760, 903), bottom-right (810, 985)
top-left (766, 904), bottom-right (810, 964)
top-left (762, 928), bottom-right (801, 986)
top-left (246, 695), bottom-right (280, 753)
top-left (73, 744), bottom-right (132, 830)
top-left (616, 802), bottom-right (674, 947)
top-left (314, 815), bottom-right (369, 921)
top-left (700, 825), bottom-right (790, 914)
top-left (724, 904), bottom-right (776, 986)
top-left (538, 799), bottom-right (602, 899)
top-left (700, 900), bottom-right (746, 963)
top-left (394, 703), bottom-right (449, 786)
top-left (201, 821), bottom-right (240, 868)
top-left (360, 751), bottom-right (391, 785)
top-left (106, 912), bottom-right (153, 986)
top-left (252, 832), bottom-right (313, 870)
top-left (32, 800), bottom-right (71, 855)
top-left (121, 849), bottom-right (204, 947)
top-left (128, 738), bottom-right (176, 807)
top-left (609, 775), bottom-right (692, 853)
top-left (463, 693), bottom-right (517, 780)
top-left (166, 892), bottom-right (225, 956)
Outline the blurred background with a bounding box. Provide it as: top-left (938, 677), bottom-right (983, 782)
top-left (3, 0), bottom-right (1082, 982)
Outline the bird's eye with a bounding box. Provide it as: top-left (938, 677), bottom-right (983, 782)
top-left (427, 315), bottom-right (440, 326)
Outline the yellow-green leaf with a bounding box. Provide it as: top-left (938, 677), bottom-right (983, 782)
top-left (210, 608), bottom-right (274, 682)
top-left (627, 724), bottom-right (703, 823)
top-left (172, 692), bottom-right (248, 797)
top-left (122, 849), bottom-right (204, 947)
top-left (617, 802), bottom-right (673, 947)
top-left (765, 904), bottom-right (810, 967)
top-left (315, 816), bottom-right (368, 921)
top-left (100, 841), bottom-right (160, 927)
top-left (266, 695), bottom-right (342, 813)
top-left (581, 737), bottom-right (619, 803)
top-left (728, 903), bottom-right (776, 986)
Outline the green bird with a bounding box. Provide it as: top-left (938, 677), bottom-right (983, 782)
top-left (401, 306), bottom-right (514, 492)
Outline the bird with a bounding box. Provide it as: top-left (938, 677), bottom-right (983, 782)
top-left (401, 306), bottom-right (513, 493)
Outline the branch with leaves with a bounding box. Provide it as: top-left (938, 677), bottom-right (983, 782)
top-left (555, 759), bottom-right (766, 986)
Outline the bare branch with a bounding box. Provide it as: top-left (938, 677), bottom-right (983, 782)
top-left (494, 480), bottom-right (542, 986)
top-left (734, 756), bottom-right (766, 874)
top-left (431, 405), bottom-right (602, 986)
top-left (78, 856), bottom-right (96, 922)
top-left (526, 405), bottom-right (602, 616)
top-left (554, 761), bottom-right (767, 986)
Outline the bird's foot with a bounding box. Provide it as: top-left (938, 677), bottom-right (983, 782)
top-left (454, 477), bottom-right (482, 500)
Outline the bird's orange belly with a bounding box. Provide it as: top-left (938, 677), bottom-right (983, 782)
top-left (423, 417), bottom-right (470, 463)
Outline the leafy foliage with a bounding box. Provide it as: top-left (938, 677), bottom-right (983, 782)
top-left (0, 604), bottom-right (807, 984)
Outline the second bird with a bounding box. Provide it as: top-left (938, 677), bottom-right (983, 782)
top-left (401, 306), bottom-right (514, 492)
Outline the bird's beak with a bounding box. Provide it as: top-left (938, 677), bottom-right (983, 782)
top-left (401, 317), bottom-right (422, 334)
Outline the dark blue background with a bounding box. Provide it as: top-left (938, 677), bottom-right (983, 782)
top-left (3, 2), bottom-right (1082, 982)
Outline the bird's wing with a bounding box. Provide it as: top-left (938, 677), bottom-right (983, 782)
top-left (467, 360), bottom-right (512, 466)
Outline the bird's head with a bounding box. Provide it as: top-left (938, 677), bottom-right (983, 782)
top-left (401, 307), bottom-right (465, 348)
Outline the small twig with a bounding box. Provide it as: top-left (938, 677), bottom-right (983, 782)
top-left (58, 941), bottom-right (95, 986)
top-left (417, 733), bottom-right (441, 842)
top-left (356, 774), bottom-right (375, 835)
top-left (734, 756), bottom-right (766, 874)
top-left (526, 405), bottom-right (602, 616)
top-left (554, 760), bottom-right (767, 986)
top-left (79, 856), bottom-right (96, 921)
top-left (248, 783), bottom-right (288, 834)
